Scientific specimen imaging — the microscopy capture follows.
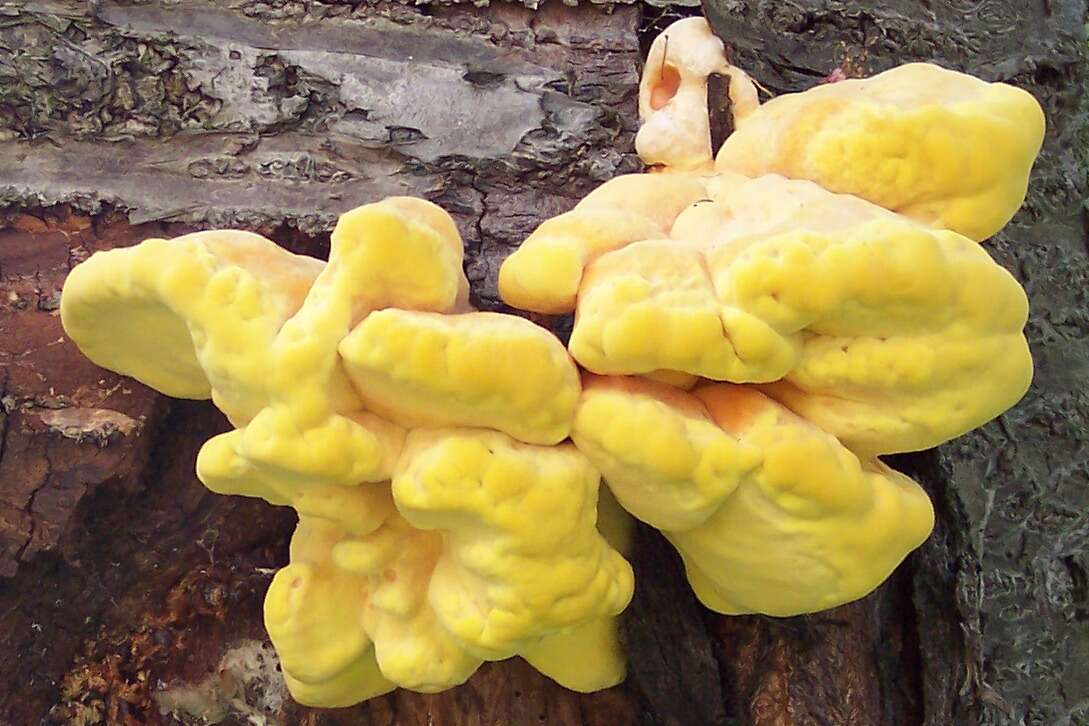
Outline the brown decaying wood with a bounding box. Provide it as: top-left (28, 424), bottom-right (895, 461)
top-left (706, 72), bottom-right (733, 159)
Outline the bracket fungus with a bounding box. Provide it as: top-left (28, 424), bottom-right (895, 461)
top-left (60, 14), bottom-right (1044, 709)
top-left (61, 198), bottom-right (633, 707)
top-left (500, 18), bottom-right (1042, 614)
top-left (571, 375), bottom-right (934, 616)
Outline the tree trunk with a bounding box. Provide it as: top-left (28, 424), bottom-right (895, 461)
top-left (0, 1), bottom-right (1085, 724)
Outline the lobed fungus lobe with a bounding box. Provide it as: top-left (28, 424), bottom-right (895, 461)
top-left (571, 375), bottom-right (934, 616)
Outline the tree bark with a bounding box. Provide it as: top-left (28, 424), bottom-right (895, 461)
top-left (0, 1), bottom-right (1085, 725)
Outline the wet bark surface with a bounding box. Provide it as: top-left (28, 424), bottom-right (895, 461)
top-left (0, 1), bottom-right (1086, 725)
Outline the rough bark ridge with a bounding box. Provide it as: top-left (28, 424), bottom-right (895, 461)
top-left (0, 1), bottom-right (1085, 725)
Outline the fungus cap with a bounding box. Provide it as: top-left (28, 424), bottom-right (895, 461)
top-left (339, 309), bottom-right (580, 445)
top-left (564, 175), bottom-right (1033, 454)
top-left (716, 62), bottom-right (1046, 241)
top-left (571, 376), bottom-right (935, 615)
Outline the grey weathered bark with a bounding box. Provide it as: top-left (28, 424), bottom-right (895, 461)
top-left (0, 1), bottom-right (1085, 725)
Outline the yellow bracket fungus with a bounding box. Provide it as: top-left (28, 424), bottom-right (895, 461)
top-left (61, 14), bottom-right (1044, 707)
top-left (635, 16), bottom-right (760, 173)
top-left (61, 198), bottom-right (632, 707)
top-left (715, 63), bottom-right (1046, 241)
top-left (568, 174), bottom-right (1033, 456)
top-left (499, 18), bottom-right (1041, 615)
top-left (572, 376), bottom-right (933, 616)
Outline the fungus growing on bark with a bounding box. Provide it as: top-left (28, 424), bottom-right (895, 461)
top-left (61, 198), bottom-right (631, 707)
top-left (572, 375), bottom-right (934, 616)
top-left (715, 62), bottom-right (1046, 241)
top-left (60, 14), bottom-right (1045, 708)
top-left (499, 18), bottom-right (1041, 612)
top-left (567, 173), bottom-right (1033, 456)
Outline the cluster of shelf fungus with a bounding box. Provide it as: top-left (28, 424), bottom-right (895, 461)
top-left (60, 19), bottom-right (1044, 707)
